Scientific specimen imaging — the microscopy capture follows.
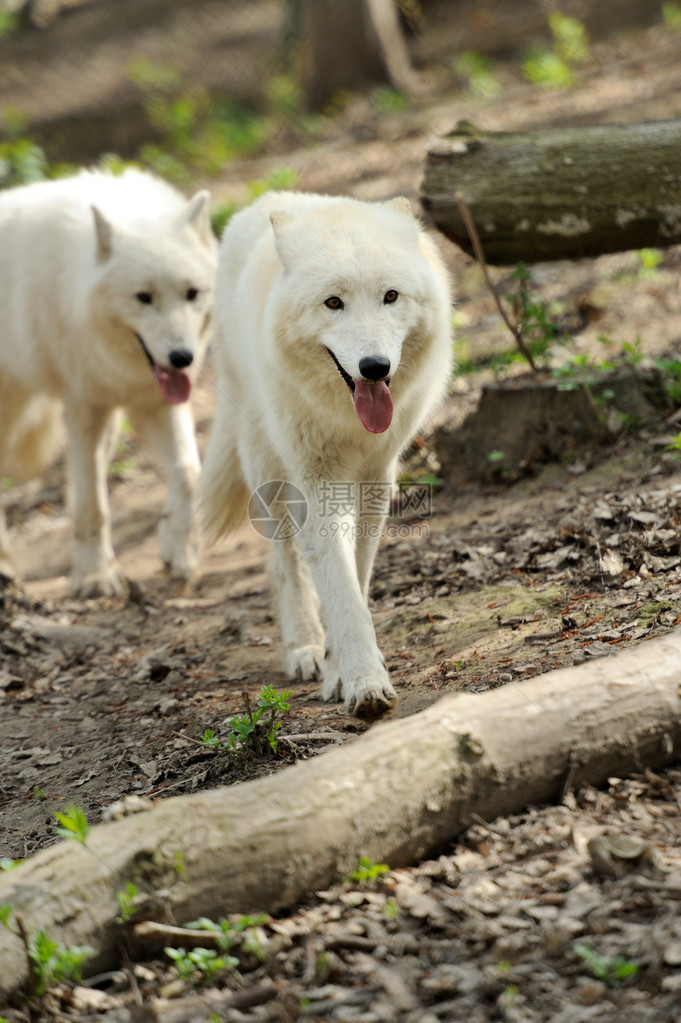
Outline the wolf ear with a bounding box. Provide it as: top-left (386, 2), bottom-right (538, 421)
top-left (177, 190), bottom-right (213, 247)
top-left (92, 205), bottom-right (113, 262)
top-left (384, 196), bottom-right (413, 218)
top-left (270, 210), bottom-right (295, 269)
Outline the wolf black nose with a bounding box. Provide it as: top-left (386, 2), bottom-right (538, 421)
top-left (169, 349), bottom-right (193, 369)
top-left (359, 356), bottom-right (391, 381)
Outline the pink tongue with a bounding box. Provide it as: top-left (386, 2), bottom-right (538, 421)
top-left (153, 365), bottom-right (191, 405)
top-left (353, 380), bottom-right (393, 433)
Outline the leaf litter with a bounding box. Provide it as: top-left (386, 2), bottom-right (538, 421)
top-left (3, 8), bottom-right (681, 1020)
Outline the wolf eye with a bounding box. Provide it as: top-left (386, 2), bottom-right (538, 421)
top-left (324, 296), bottom-right (344, 310)
top-left (136, 291), bottom-right (153, 305)
top-left (384, 290), bottom-right (399, 304)
top-left (186, 287), bottom-right (199, 302)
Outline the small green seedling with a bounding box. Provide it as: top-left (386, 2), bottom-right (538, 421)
top-left (0, 904), bottom-right (92, 997)
top-left (523, 12), bottom-right (589, 89)
top-left (663, 2), bottom-right (681, 31)
top-left (453, 51), bottom-right (501, 98)
top-left (202, 685), bottom-right (292, 756)
top-left (199, 728), bottom-right (221, 748)
top-left (665, 432), bottom-right (681, 456)
top-left (349, 856), bottom-right (390, 883)
top-left (506, 264), bottom-right (561, 365)
top-left (28, 929), bottom-right (93, 995)
top-left (574, 942), bottom-right (640, 986)
top-left (165, 945), bottom-right (232, 983)
top-left (186, 913), bottom-right (267, 960)
top-left (638, 248), bottom-right (663, 280)
top-left (384, 899), bottom-right (399, 920)
top-left (655, 356), bottom-right (681, 404)
top-left (116, 882), bottom-right (140, 924)
top-left (54, 803), bottom-right (91, 845)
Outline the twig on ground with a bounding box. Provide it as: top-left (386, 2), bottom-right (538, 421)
top-left (455, 191), bottom-right (538, 371)
top-left (135, 920), bottom-right (226, 949)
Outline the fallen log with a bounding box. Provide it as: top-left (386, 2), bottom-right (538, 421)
top-left (421, 119), bottom-right (681, 263)
top-left (1, 630), bottom-right (681, 1001)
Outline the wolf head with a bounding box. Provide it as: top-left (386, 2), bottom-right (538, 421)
top-left (269, 197), bottom-right (438, 434)
top-left (90, 191), bottom-right (217, 404)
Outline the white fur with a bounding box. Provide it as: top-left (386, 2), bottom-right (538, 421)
top-left (0, 169), bottom-right (217, 596)
top-left (200, 191), bottom-right (452, 716)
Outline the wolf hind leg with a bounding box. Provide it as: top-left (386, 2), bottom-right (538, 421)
top-left (0, 505), bottom-right (13, 581)
top-left (65, 401), bottom-right (125, 598)
top-left (130, 402), bottom-right (201, 581)
top-left (270, 538), bottom-right (325, 681)
top-left (0, 386), bottom-right (62, 581)
top-left (198, 398), bottom-right (251, 546)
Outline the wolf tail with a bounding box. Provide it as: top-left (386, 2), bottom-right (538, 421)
top-left (198, 403), bottom-right (250, 546)
top-left (3, 395), bottom-right (63, 481)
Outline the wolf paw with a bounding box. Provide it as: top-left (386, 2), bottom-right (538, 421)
top-left (160, 533), bottom-right (197, 582)
top-left (285, 644), bottom-right (323, 681)
top-left (321, 648), bottom-right (343, 702)
top-left (0, 557), bottom-right (16, 585)
top-left (321, 657), bottom-right (397, 717)
top-left (346, 676), bottom-right (398, 718)
top-left (71, 567), bottom-right (127, 599)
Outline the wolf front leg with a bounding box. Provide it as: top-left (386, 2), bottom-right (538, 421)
top-left (354, 474), bottom-right (394, 601)
top-left (65, 402), bottom-right (125, 598)
top-left (0, 503), bottom-right (14, 581)
top-left (297, 494), bottom-right (396, 717)
top-left (247, 475), bottom-right (324, 679)
top-left (131, 403), bottom-right (201, 582)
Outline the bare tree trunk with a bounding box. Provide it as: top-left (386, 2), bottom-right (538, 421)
top-left (421, 119), bottom-right (681, 264)
top-left (1, 630), bottom-right (681, 1001)
top-left (299, 0), bottom-right (415, 110)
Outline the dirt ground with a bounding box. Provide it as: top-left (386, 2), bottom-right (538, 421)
top-left (3, 5), bottom-right (681, 1021)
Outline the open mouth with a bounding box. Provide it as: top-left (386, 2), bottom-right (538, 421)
top-left (135, 333), bottom-right (191, 405)
top-left (325, 347), bottom-right (393, 434)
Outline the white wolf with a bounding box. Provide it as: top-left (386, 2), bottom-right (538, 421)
top-left (0, 169), bottom-right (217, 597)
top-left (200, 191), bottom-right (452, 716)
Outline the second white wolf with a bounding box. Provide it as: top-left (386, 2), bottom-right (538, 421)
top-left (0, 169), bottom-right (217, 597)
top-left (200, 191), bottom-right (452, 716)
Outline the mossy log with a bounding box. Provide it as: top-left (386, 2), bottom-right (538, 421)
top-left (421, 119), bottom-right (681, 263)
top-left (1, 630), bottom-right (681, 1001)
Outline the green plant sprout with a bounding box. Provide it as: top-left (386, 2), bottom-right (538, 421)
top-left (128, 59), bottom-right (308, 183)
top-left (663, 2), bottom-right (681, 31)
top-left (453, 51), bottom-right (501, 99)
top-left (201, 685), bottom-right (292, 755)
top-left (165, 945), bottom-right (231, 983)
top-left (349, 857), bottom-right (390, 883)
top-left (186, 913), bottom-right (268, 960)
top-left (665, 432), bottom-right (681, 456)
top-left (370, 85), bottom-right (410, 115)
top-left (656, 356), bottom-right (681, 404)
top-left (505, 263), bottom-right (562, 365)
top-left (0, 10), bottom-right (17, 38)
top-left (637, 248), bottom-right (663, 280)
top-left (574, 942), bottom-right (640, 986)
top-left (116, 882), bottom-right (140, 924)
top-left (54, 803), bottom-right (91, 845)
top-left (0, 904), bottom-right (92, 997)
top-left (523, 12), bottom-right (590, 89)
